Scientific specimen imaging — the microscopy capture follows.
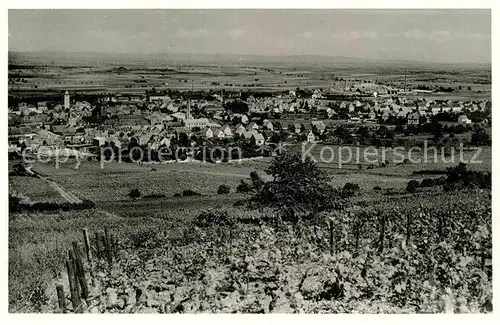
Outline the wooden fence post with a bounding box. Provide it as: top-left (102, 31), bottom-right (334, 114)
top-left (104, 227), bottom-right (113, 265)
top-left (56, 284), bottom-right (67, 313)
top-left (329, 219), bottom-right (334, 255)
top-left (82, 228), bottom-right (92, 262)
top-left (113, 236), bottom-right (119, 259)
top-left (83, 229), bottom-right (96, 286)
top-left (95, 232), bottom-right (102, 260)
top-left (109, 234), bottom-right (115, 259)
top-left (66, 256), bottom-right (81, 313)
top-left (100, 233), bottom-right (106, 259)
top-left (68, 249), bottom-right (83, 313)
top-left (72, 242), bottom-right (89, 301)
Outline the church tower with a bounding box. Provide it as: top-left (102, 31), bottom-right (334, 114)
top-left (64, 90), bottom-right (70, 109)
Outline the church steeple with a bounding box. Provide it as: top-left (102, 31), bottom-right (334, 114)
top-left (64, 90), bottom-right (70, 109)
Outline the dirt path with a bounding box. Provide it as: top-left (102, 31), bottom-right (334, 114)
top-left (34, 172), bottom-right (123, 219)
top-left (36, 175), bottom-right (82, 204)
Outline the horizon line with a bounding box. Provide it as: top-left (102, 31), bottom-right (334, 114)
top-left (8, 50), bottom-right (492, 66)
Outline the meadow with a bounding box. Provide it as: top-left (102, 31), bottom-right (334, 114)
top-left (8, 55), bottom-right (492, 100)
top-left (9, 176), bottom-right (64, 203)
top-left (31, 160), bottom-right (270, 202)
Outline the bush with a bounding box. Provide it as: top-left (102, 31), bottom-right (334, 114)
top-left (420, 178), bottom-right (435, 188)
top-left (342, 182), bottom-right (360, 197)
top-left (128, 188), bottom-right (141, 199)
top-left (406, 180), bottom-right (419, 193)
top-left (445, 163), bottom-right (491, 190)
top-left (11, 163), bottom-right (31, 177)
top-left (470, 127), bottom-right (491, 146)
top-left (173, 193), bottom-right (181, 197)
top-left (183, 189), bottom-right (201, 197)
top-left (373, 186), bottom-right (382, 191)
top-left (412, 169), bottom-right (447, 175)
top-left (249, 171), bottom-right (265, 191)
top-left (217, 184), bottom-right (231, 195)
top-left (236, 180), bottom-right (253, 193)
top-left (193, 209), bottom-right (235, 227)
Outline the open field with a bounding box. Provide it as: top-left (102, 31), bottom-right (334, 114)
top-left (31, 160), bottom-right (271, 202)
top-left (25, 142), bottom-right (490, 204)
top-left (9, 176), bottom-right (66, 204)
top-left (8, 52), bottom-right (491, 100)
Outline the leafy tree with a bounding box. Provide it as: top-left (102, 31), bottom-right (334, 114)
top-left (334, 125), bottom-right (350, 142)
top-left (431, 122), bottom-right (444, 142)
top-left (252, 153), bottom-right (337, 213)
top-left (269, 133), bottom-right (281, 144)
top-left (217, 184), bottom-right (231, 194)
top-left (183, 189), bottom-right (201, 196)
top-left (471, 127), bottom-right (491, 146)
top-left (249, 171), bottom-right (265, 191)
top-left (178, 132), bottom-right (190, 147)
top-left (129, 188), bottom-right (141, 199)
top-left (225, 99), bottom-right (249, 114)
top-left (394, 125), bottom-right (405, 134)
top-left (236, 180), bottom-right (253, 193)
top-left (342, 182), bottom-right (360, 197)
top-left (420, 178), bottom-right (435, 188)
top-left (356, 126), bottom-right (370, 142)
top-left (406, 180), bottom-right (419, 194)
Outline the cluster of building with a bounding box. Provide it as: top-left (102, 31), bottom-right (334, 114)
top-left (8, 88), bottom-right (491, 157)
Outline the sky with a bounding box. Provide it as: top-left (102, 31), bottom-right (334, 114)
top-left (8, 9), bottom-right (491, 63)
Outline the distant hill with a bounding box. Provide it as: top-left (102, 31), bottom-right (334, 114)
top-left (8, 51), bottom-right (491, 70)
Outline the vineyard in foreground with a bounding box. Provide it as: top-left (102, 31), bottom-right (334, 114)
top-left (10, 190), bottom-right (491, 313)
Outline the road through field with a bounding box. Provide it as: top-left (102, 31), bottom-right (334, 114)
top-left (36, 175), bottom-right (82, 204)
top-left (35, 171), bottom-right (125, 219)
